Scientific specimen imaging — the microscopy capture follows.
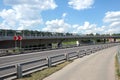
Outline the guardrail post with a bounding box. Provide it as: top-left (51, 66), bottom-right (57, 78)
top-left (77, 51), bottom-right (80, 58)
top-left (47, 57), bottom-right (52, 67)
top-left (16, 64), bottom-right (22, 79)
top-left (65, 53), bottom-right (69, 61)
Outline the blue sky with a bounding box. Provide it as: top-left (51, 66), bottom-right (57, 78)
top-left (0, 0), bottom-right (120, 34)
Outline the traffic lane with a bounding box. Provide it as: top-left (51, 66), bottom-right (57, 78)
top-left (0, 44), bottom-right (104, 66)
top-left (0, 45), bottom-right (99, 78)
top-left (0, 44), bottom-right (106, 66)
top-left (0, 44), bottom-right (115, 79)
top-left (44, 46), bottom-right (117, 80)
top-left (0, 46), bottom-right (82, 64)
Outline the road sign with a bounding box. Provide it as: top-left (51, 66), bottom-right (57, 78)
top-left (18, 36), bottom-right (22, 40)
top-left (13, 36), bottom-right (18, 40)
top-left (13, 36), bottom-right (22, 40)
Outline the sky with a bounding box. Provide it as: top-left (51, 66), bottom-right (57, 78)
top-left (0, 0), bottom-right (120, 34)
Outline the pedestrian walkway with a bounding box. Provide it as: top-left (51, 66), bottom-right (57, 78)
top-left (44, 46), bottom-right (117, 80)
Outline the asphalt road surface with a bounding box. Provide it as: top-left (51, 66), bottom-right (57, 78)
top-left (44, 46), bottom-right (117, 80)
top-left (0, 44), bottom-right (104, 66)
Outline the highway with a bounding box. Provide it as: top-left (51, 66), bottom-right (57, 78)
top-left (0, 44), bottom-right (112, 66)
top-left (0, 43), bottom-right (119, 79)
top-left (44, 46), bottom-right (117, 80)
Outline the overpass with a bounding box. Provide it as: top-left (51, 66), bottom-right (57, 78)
top-left (0, 35), bottom-right (120, 49)
top-left (0, 29), bottom-right (120, 49)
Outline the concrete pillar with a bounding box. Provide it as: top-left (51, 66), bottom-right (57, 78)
top-left (77, 40), bottom-right (85, 46)
top-left (114, 38), bottom-right (116, 42)
top-left (57, 39), bottom-right (65, 48)
top-left (103, 39), bottom-right (106, 43)
top-left (46, 43), bottom-right (52, 49)
top-left (76, 41), bottom-right (80, 46)
top-left (48, 43), bottom-right (52, 48)
top-left (92, 39), bottom-right (96, 44)
top-left (57, 42), bottom-right (62, 48)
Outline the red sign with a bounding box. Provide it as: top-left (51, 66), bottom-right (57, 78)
top-left (18, 36), bottom-right (22, 40)
top-left (13, 36), bottom-right (22, 40)
top-left (13, 36), bottom-right (18, 40)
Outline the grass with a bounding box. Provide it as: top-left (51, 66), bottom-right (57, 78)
top-left (17, 61), bottom-right (72, 80)
top-left (115, 55), bottom-right (120, 80)
top-left (62, 41), bottom-right (76, 45)
top-left (7, 47), bottom-right (21, 54)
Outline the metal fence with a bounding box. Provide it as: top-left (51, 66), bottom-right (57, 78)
top-left (0, 43), bottom-right (118, 80)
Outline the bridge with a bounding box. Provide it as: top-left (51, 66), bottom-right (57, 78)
top-left (0, 30), bottom-right (120, 79)
top-left (0, 29), bottom-right (120, 49)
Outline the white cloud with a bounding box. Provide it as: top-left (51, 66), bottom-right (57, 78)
top-left (4, 0), bottom-right (57, 10)
top-left (0, 21), bottom-right (11, 29)
top-left (42, 19), bottom-right (71, 33)
top-left (62, 13), bottom-right (67, 19)
top-left (0, 0), bottom-right (57, 30)
top-left (103, 11), bottom-right (120, 34)
top-left (72, 11), bottom-right (120, 34)
top-left (72, 21), bottom-right (103, 34)
top-left (103, 11), bottom-right (120, 23)
top-left (42, 11), bottom-right (120, 34)
top-left (68, 0), bottom-right (94, 10)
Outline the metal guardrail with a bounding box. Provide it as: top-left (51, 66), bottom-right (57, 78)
top-left (0, 43), bottom-right (117, 57)
top-left (0, 44), bottom-right (90, 57)
top-left (0, 43), bottom-right (118, 80)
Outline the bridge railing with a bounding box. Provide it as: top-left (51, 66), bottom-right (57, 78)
top-left (0, 35), bottom-right (119, 42)
top-left (0, 43), bottom-right (118, 80)
top-left (0, 29), bottom-right (120, 41)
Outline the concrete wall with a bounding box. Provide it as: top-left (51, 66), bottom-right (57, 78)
top-left (0, 39), bottom-right (64, 49)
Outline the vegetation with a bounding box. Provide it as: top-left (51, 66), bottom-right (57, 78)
top-left (115, 55), bottom-right (120, 80)
top-left (112, 33), bottom-right (120, 36)
top-left (0, 29), bottom-right (74, 37)
top-left (6, 47), bottom-right (22, 54)
top-left (62, 41), bottom-right (76, 45)
top-left (0, 29), bottom-right (120, 37)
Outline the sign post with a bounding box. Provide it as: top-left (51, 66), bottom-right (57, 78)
top-left (13, 36), bottom-right (22, 49)
top-left (18, 36), bottom-right (22, 49)
top-left (13, 36), bottom-right (18, 48)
